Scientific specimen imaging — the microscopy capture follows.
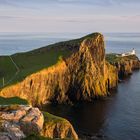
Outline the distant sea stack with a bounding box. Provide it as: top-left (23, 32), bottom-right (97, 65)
top-left (1, 33), bottom-right (139, 106)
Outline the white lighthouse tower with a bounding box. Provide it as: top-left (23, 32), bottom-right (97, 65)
top-left (131, 48), bottom-right (136, 55)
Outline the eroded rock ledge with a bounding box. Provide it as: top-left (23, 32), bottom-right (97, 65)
top-left (0, 105), bottom-right (78, 140)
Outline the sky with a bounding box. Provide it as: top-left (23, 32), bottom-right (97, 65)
top-left (0, 0), bottom-right (140, 33)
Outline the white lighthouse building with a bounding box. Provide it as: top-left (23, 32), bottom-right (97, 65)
top-left (131, 48), bottom-right (136, 55)
top-left (120, 48), bottom-right (136, 57)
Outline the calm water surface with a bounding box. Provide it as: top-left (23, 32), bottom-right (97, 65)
top-left (45, 71), bottom-right (140, 140)
top-left (0, 33), bottom-right (140, 140)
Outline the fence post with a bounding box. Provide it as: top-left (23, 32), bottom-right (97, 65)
top-left (3, 77), bottom-right (5, 86)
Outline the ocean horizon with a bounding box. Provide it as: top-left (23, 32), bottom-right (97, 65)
top-left (1, 32), bottom-right (140, 58)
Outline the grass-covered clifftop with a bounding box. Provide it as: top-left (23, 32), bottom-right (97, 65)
top-left (106, 53), bottom-right (140, 79)
top-left (106, 53), bottom-right (139, 64)
top-left (0, 33), bottom-right (99, 88)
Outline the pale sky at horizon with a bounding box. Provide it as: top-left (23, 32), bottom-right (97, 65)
top-left (0, 0), bottom-right (140, 33)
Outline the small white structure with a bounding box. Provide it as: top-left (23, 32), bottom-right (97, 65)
top-left (131, 48), bottom-right (136, 55)
top-left (117, 48), bottom-right (136, 57)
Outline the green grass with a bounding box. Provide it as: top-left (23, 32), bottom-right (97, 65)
top-left (12, 49), bottom-right (70, 84)
top-left (0, 33), bottom-right (100, 88)
top-left (106, 53), bottom-right (121, 64)
top-left (0, 56), bottom-right (17, 87)
top-left (43, 112), bottom-right (66, 123)
top-left (0, 97), bottom-right (28, 105)
top-left (0, 45), bottom-right (71, 88)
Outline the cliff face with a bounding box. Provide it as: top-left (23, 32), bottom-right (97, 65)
top-left (0, 105), bottom-right (78, 140)
top-left (0, 33), bottom-right (118, 106)
top-left (41, 112), bottom-right (78, 139)
top-left (106, 54), bottom-right (140, 79)
top-left (65, 35), bottom-right (118, 101)
top-left (115, 56), bottom-right (140, 79)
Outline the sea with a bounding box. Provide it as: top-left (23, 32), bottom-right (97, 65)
top-left (0, 32), bottom-right (140, 140)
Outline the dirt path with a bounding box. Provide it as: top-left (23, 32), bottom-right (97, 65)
top-left (9, 56), bottom-right (20, 72)
top-left (1, 56), bottom-right (20, 87)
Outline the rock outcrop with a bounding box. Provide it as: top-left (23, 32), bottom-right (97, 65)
top-left (65, 35), bottom-right (118, 102)
top-left (115, 56), bottom-right (140, 79)
top-left (41, 112), bottom-right (78, 139)
top-left (0, 105), bottom-right (78, 140)
top-left (106, 54), bottom-right (140, 79)
top-left (0, 33), bottom-right (118, 106)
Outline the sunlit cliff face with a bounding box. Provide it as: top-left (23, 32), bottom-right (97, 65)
top-left (0, 33), bottom-right (118, 106)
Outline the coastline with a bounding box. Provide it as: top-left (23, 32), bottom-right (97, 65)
top-left (0, 33), bottom-right (140, 140)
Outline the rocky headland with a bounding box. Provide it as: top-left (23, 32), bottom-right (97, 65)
top-left (0, 33), bottom-right (140, 140)
top-left (0, 33), bottom-right (140, 106)
top-left (0, 33), bottom-right (118, 106)
top-left (106, 54), bottom-right (140, 79)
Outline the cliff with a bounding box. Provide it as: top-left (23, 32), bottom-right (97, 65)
top-left (41, 112), bottom-right (78, 139)
top-left (0, 105), bottom-right (78, 140)
top-left (0, 33), bottom-right (118, 106)
top-left (106, 54), bottom-right (140, 79)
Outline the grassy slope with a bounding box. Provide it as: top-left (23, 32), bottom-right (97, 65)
top-left (106, 53), bottom-right (121, 63)
top-left (0, 56), bottom-right (17, 87)
top-left (0, 33), bottom-right (99, 88)
top-left (0, 97), bottom-right (28, 105)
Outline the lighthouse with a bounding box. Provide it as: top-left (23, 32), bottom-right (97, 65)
top-left (117, 48), bottom-right (136, 57)
top-left (131, 48), bottom-right (136, 55)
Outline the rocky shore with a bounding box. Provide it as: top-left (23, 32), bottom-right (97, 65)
top-left (0, 105), bottom-right (78, 140)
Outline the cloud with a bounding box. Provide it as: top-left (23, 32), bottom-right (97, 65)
top-left (1, 0), bottom-right (140, 7)
top-left (0, 15), bottom-right (22, 19)
top-left (121, 14), bottom-right (140, 19)
top-left (0, 0), bottom-right (140, 32)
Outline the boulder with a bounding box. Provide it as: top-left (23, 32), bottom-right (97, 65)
top-left (0, 105), bottom-right (44, 140)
